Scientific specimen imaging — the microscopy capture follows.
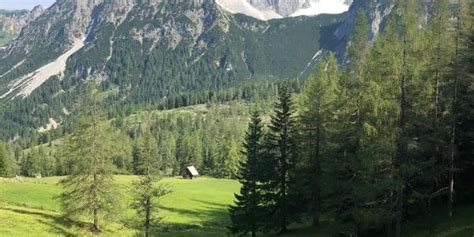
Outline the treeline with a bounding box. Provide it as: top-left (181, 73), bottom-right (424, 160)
top-left (0, 98), bottom-right (280, 178)
top-left (230, 1), bottom-right (473, 236)
top-left (0, 75), bottom-right (301, 143)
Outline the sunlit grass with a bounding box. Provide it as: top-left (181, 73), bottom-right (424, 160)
top-left (0, 176), bottom-right (240, 236)
top-left (0, 176), bottom-right (472, 236)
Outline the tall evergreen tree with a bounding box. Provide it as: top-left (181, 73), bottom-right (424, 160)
top-left (391, 1), bottom-right (425, 235)
top-left (331, 11), bottom-right (372, 234)
top-left (299, 53), bottom-right (340, 227)
top-left (229, 112), bottom-right (265, 237)
top-left (262, 83), bottom-right (299, 232)
top-left (132, 142), bottom-right (144, 175)
top-left (58, 82), bottom-right (127, 232)
top-left (450, 0), bottom-right (473, 223)
top-left (0, 142), bottom-right (10, 177)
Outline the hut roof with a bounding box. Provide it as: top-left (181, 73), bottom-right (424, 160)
top-left (186, 166), bottom-right (199, 176)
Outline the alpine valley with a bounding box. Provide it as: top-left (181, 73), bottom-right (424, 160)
top-left (0, 0), bottom-right (394, 140)
top-left (1, 0), bottom-right (473, 236)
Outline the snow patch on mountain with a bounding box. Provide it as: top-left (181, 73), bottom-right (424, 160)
top-left (215, 0), bottom-right (282, 21)
top-left (291, 0), bottom-right (350, 17)
top-left (216, 0), bottom-right (351, 20)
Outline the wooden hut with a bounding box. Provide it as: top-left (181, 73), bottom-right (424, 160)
top-left (183, 166), bottom-right (199, 179)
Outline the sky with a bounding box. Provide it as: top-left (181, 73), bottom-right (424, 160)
top-left (0, 0), bottom-right (56, 10)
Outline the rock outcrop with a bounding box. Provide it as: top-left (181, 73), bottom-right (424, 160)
top-left (0, 6), bottom-right (44, 45)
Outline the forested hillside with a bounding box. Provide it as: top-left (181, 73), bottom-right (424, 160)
top-left (0, 0), bottom-right (349, 141)
top-left (0, 0), bottom-right (473, 236)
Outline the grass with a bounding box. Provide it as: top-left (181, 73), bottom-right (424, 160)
top-left (0, 176), bottom-right (240, 236)
top-left (1, 176), bottom-right (473, 237)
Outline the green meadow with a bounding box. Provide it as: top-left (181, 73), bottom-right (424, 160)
top-left (0, 176), bottom-right (239, 237)
top-left (0, 176), bottom-right (473, 237)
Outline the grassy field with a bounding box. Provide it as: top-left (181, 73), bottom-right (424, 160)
top-left (0, 176), bottom-right (473, 237)
top-left (0, 176), bottom-right (240, 237)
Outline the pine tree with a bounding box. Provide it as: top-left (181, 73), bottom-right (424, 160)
top-left (229, 112), bottom-right (265, 237)
top-left (262, 82), bottom-right (299, 232)
top-left (58, 82), bottom-right (126, 232)
top-left (132, 123), bottom-right (170, 237)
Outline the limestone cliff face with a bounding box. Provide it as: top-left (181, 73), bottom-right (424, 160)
top-left (1, 0), bottom-right (394, 100)
top-left (247, 0), bottom-right (353, 17)
top-left (248, 0), bottom-right (300, 16)
top-left (0, 0), bottom-right (233, 98)
top-left (0, 6), bottom-right (44, 43)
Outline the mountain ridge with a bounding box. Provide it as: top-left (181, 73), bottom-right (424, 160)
top-left (0, 6), bottom-right (44, 47)
top-left (0, 0), bottom-right (394, 140)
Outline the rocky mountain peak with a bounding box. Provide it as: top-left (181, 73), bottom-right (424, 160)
top-left (216, 0), bottom-right (352, 21)
top-left (0, 6), bottom-right (45, 45)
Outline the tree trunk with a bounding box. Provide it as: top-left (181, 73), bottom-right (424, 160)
top-left (395, 33), bottom-right (409, 237)
top-left (145, 197), bottom-right (151, 237)
top-left (93, 206), bottom-right (100, 232)
top-left (395, 183), bottom-right (403, 237)
top-left (448, 8), bottom-right (462, 225)
top-left (313, 109), bottom-right (321, 227)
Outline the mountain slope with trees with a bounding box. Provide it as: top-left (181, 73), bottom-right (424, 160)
top-left (0, 0), bottom-right (397, 142)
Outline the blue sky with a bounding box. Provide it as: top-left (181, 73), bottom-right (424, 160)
top-left (0, 0), bottom-right (56, 10)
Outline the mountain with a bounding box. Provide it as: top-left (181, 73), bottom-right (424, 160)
top-left (216, 0), bottom-right (353, 20)
top-left (0, 6), bottom-right (44, 46)
top-left (0, 0), bottom-right (346, 100)
top-left (0, 0), bottom-right (394, 140)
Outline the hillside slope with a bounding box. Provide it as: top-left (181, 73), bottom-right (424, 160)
top-left (0, 0), bottom-right (396, 140)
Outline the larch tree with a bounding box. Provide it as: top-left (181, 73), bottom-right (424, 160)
top-left (448, 0), bottom-right (473, 224)
top-left (58, 81), bottom-right (129, 232)
top-left (330, 11), bottom-right (371, 234)
top-left (298, 53), bottom-right (340, 227)
top-left (131, 122), bottom-right (171, 237)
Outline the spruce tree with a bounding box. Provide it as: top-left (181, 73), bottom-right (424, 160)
top-left (0, 142), bottom-right (10, 177)
top-left (132, 142), bottom-right (144, 175)
top-left (263, 83), bottom-right (299, 232)
top-left (229, 112), bottom-right (264, 237)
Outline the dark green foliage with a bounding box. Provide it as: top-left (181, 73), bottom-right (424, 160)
top-left (261, 83), bottom-right (300, 232)
top-left (229, 112), bottom-right (265, 236)
top-left (299, 53), bottom-right (341, 227)
top-left (132, 142), bottom-right (144, 175)
top-left (0, 142), bottom-right (12, 176)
